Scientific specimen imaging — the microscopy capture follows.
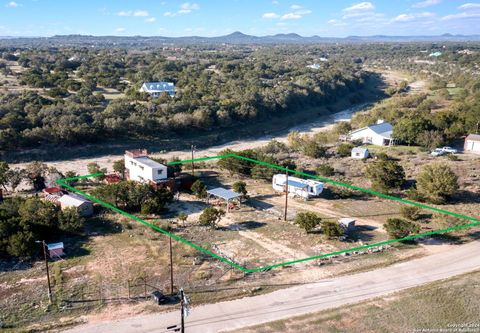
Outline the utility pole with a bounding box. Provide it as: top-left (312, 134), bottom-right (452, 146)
top-left (169, 236), bottom-right (174, 295)
top-left (36, 240), bottom-right (52, 304)
top-left (191, 145), bottom-right (196, 177)
top-left (180, 288), bottom-right (185, 333)
top-left (284, 168), bottom-right (289, 221)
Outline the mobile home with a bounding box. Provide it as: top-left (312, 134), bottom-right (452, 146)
top-left (272, 174), bottom-right (323, 199)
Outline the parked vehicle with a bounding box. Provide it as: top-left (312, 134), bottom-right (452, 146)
top-left (431, 148), bottom-right (446, 156)
top-left (440, 146), bottom-right (458, 154)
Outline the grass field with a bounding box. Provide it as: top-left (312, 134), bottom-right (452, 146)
top-left (234, 269), bottom-right (480, 333)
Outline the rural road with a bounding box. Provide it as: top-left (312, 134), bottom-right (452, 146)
top-left (65, 239), bottom-right (480, 333)
top-left (10, 104), bottom-right (366, 175)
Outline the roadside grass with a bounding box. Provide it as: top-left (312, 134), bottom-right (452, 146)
top-left (233, 269), bottom-right (480, 333)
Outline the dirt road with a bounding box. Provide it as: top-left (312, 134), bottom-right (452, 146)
top-left (65, 239), bottom-right (480, 333)
top-left (11, 104), bottom-right (368, 175)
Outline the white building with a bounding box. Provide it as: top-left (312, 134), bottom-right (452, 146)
top-left (58, 194), bottom-right (94, 217)
top-left (272, 174), bottom-right (323, 199)
top-left (351, 147), bottom-right (370, 159)
top-left (464, 134), bottom-right (480, 154)
top-left (348, 120), bottom-right (396, 146)
top-left (140, 82), bottom-right (176, 97)
top-left (124, 149), bottom-right (168, 183)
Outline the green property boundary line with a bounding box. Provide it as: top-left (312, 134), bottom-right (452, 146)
top-left (56, 153), bottom-right (480, 273)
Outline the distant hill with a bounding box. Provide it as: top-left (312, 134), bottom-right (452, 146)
top-left (1, 32), bottom-right (480, 47)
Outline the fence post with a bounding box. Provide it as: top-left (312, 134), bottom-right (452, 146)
top-left (144, 277), bottom-right (147, 299)
top-left (127, 280), bottom-right (131, 299)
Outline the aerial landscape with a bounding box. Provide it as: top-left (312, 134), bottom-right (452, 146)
top-left (0, 0), bottom-right (479, 332)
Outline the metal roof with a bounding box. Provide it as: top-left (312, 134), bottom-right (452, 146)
top-left (143, 81), bottom-right (175, 92)
top-left (466, 134), bottom-right (480, 142)
top-left (207, 187), bottom-right (242, 200)
top-left (58, 194), bottom-right (91, 207)
top-left (134, 156), bottom-right (166, 169)
top-left (352, 147), bottom-right (369, 153)
top-left (47, 242), bottom-right (64, 250)
top-left (280, 179), bottom-right (309, 189)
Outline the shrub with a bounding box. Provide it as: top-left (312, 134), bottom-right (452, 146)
top-left (232, 181), bottom-right (248, 198)
top-left (295, 212), bottom-right (321, 233)
top-left (384, 218), bottom-right (420, 240)
top-left (337, 143), bottom-right (354, 157)
top-left (316, 164), bottom-right (335, 177)
top-left (365, 160), bottom-right (405, 192)
top-left (321, 221), bottom-right (344, 238)
top-left (58, 207), bottom-right (85, 232)
top-left (400, 206), bottom-right (422, 221)
top-left (303, 142), bottom-right (327, 158)
top-left (191, 180), bottom-right (207, 199)
top-left (416, 163), bottom-right (459, 204)
top-left (198, 207), bottom-right (225, 229)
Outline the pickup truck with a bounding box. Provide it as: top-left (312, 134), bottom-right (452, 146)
top-left (431, 146), bottom-right (458, 156)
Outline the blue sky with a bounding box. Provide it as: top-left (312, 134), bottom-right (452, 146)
top-left (1, 0), bottom-right (479, 37)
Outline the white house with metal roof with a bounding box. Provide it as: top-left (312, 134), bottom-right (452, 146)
top-left (124, 149), bottom-right (168, 183)
top-left (140, 81), bottom-right (176, 97)
top-left (348, 120), bottom-right (396, 146)
top-left (58, 194), bottom-right (94, 217)
top-left (272, 174), bottom-right (323, 199)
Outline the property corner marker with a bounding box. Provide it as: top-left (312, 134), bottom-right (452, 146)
top-left (56, 153), bottom-right (480, 273)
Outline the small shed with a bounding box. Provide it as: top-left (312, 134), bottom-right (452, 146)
top-left (151, 291), bottom-right (167, 305)
top-left (351, 147), bottom-right (369, 159)
top-left (58, 194), bottom-right (94, 217)
top-left (206, 188), bottom-right (242, 212)
top-left (464, 134), bottom-right (480, 154)
top-left (47, 242), bottom-right (65, 258)
top-left (339, 218), bottom-right (356, 233)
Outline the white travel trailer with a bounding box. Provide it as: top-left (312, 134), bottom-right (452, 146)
top-left (272, 174), bottom-right (323, 199)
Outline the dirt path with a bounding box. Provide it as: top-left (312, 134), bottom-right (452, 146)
top-left (267, 196), bottom-right (386, 233)
top-left (10, 104), bottom-right (368, 175)
top-left (239, 230), bottom-right (309, 262)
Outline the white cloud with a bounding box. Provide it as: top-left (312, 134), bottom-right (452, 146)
top-left (262, 12), bottom-right (279, 19)
top-left (412, 0), bottom-right (441, 9)
top-left (281, 13), bottom-right (302, 20)
top-left (392, 12), bottom-right (434, 22)
top-left (117, 10), bottom-right (150, 17)
top-left (272, 0), bottom-right (279, 4)
top-left (342, 2), bottom-right (375, 18)
top-left (343, 2), bottom-right (375, 12)
top-left (145, 17), bottom-right (156, 23)
top-left (116, 27), bottom-right (126, 32)
top-left (458, 3), bottom-right (480, 10)
top-left (164, 2), bottom-right (199, 17)
top-left (441, 11), bottom-right (480, 20)
top-left (6, 1), bottom-right (20, 8)
top-left (178, 2), bottom-right (199, 14)
top-left (290, 4), bottom-right (302, 10)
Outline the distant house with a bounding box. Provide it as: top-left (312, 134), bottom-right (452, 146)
top-left (307, 64), bottom-right (321, 70)
top-left (429, 51), bottom-right (442, 57)
top-left (464, 134), bottom-right (480, 154)
top-left (351, 147), bottom-right (370, 159)
top-left (140, 82), bottom-right (176, 97)
top-left (58, 194), bottom-right (94, 217)
top-left (124, 149), bottom-right (168, 183)
top-left (348, 120), bottom-right (396, 146)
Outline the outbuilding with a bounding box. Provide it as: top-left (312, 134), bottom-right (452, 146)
top-left (464, 134), bottom-right (480, 154)
top-left (351, 147), bottom-right (370, 159)
top-left (58, 194), bottom-right (94, 217)
top-left (339, 218), bottom-right (356, 233)
top-left (47, 242), bottom-right (65, 259)
top-left (124, 149), bottom-right (168, 183)
top-left (206, 187), bottom-right (242, 213)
